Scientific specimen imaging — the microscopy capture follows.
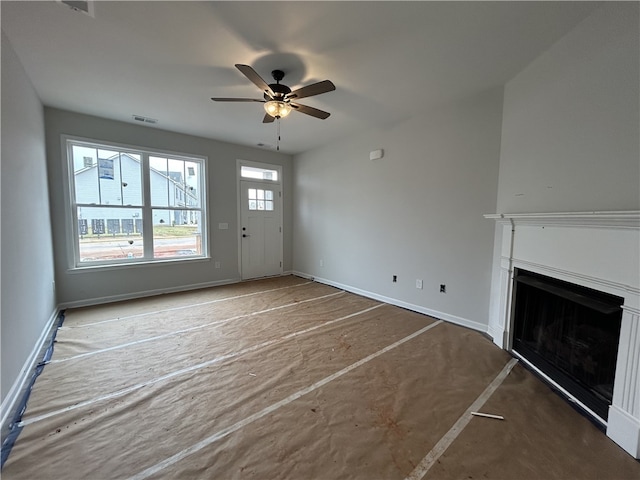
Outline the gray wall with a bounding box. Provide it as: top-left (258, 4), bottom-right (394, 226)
top-left (1, 32), bottom-right (56, 405)
top-left (497, 3), bottom-right (640, 213)
top-left (292, 88), bottom-right (504, 330)
top-left (44, 108), bottom-right (293, 306)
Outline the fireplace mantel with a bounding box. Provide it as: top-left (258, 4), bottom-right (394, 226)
top-left (484, 210), bottom-right (640, 228)
top-left (485, 210), bottom-right (640, 459)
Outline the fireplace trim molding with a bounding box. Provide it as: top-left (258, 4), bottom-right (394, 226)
top-left (485, 210), bottom-right (640, 459)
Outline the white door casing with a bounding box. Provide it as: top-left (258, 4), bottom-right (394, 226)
top-left (239, 179), bottom-right (282, 279)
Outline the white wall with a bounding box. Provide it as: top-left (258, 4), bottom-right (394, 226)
top-left (1, 32), bottom-right (56, 406)
top-left (497, 3), bottom-right (640, 213)
top-left (487, 3), bottom-right (639, 345)
top-left (293, 88), bottom-right (504, 330)
top-left (44, 108), bottom-right (293, 306)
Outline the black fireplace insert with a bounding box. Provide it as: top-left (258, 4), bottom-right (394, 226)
top-left (512, 269), bottom-right (623, 421)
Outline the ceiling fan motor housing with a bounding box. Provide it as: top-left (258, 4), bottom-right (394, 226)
top-left (267, 84), bottom-right (291, 99)
top-left (266, 70), bottom-right (291, 99)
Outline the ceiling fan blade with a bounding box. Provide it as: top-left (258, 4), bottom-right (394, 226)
top-left (235, 64), bottom-right (275, 98)
top-left (211, 98), bottom-right (264, 102)
top-left (263, 113), bottom-right (275, 123)
top-left (290, 103), bottom-right (331, 120)
top-left (287, 80), bottom-right (335, 100)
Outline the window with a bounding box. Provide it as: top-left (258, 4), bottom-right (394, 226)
top-left (241, 165), bottom-right (278, 182)
top-left (247, 188), bottom-right (274, 211)
top-left (65, 137), bottom-right (207, 267)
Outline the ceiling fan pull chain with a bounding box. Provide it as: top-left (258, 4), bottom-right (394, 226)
top-left (277, 117), bottom-right (281, 151)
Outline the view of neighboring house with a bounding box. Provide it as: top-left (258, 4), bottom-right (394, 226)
top-left (74, 152), bottom-right (199, 236)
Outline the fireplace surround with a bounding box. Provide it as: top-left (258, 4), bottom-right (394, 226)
top-left (485, 211), bottom-right (640, 459)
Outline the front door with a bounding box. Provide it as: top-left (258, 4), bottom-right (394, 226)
top-left (240, 180), bottom-right (282, 279)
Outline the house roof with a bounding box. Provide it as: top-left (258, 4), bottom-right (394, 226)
top-left (2, 1), bottom-right (600, 154)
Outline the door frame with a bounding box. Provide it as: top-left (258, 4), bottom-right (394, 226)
top-left (236, 159), bottom-right (283, 279)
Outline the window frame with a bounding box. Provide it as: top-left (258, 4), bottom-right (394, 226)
top-left (62, 135), bottom-right (209, 269)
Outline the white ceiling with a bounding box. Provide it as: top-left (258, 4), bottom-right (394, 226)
top-left (2, 1), bottom-right (600, 154)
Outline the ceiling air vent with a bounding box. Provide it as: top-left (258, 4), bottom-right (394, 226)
top-left (132, 115), bottom-right (158, 125)
top-left (58, 1), bottom-right (95, 17)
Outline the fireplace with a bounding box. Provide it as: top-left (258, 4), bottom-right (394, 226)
top-left (485, 211), bottom-right (640, 459)
top-left (512, 268), bottom-right (623, 421)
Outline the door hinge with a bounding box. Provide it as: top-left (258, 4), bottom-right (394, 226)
top-left (279, 191), bottom-right (282, 198)
top-left (280, 261), bottom-right (282, 267)
top-left (279, 226), bottom-right (282, 233)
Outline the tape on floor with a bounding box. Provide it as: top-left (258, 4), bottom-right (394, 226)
top-left (54, 290), bottom-right (343, 363)
top-left (129, 320), bottom-right (444, 480)
top-left (64, 281), bottom-right (313, 329)
top-left (20, 303), bottom-right (384, 428)
top-left (404, 357), bottom-right (519, 480)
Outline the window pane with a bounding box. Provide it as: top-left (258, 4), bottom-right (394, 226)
top-left (265, 201), bottom-right (274, 211)
top-left (265, 190), bottom-right (273, 200)
top-left (74, 146), bottom-right (142, 207)
top-left (77, 206), bottom-right (143, 262)
top-left (151, 157), bottom-right (202, 208)
top-left (150, 156), bottom-right (169, 206)
top-left (73, 145), bottom-right (99, 204)
top-left (97, 149), bottom-right (120, 205)
top-left (257, 200), bottom-right (265, 210)
top-left (241, 165), bottom-right (278, 181)
top-left (98, 152), bottom-right (142, 207)
top-left (257, 189), bottom-right (264, 200)
top-left (249, 200), bottom-right (257, 210)
top-left (121, 153), bottom-right (142, 206)
top-left (184, 161), bottom-right (201, 207)
top-left (152, 209), bottom-right (202, 258)
top-left (248, 188), bottom-right (256, 200)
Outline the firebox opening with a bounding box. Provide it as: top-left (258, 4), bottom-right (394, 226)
top-left (512, 269), bottom-right (623, 422)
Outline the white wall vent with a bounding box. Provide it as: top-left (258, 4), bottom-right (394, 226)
top-left (58, 1), bottom-right (95, 17)
top-left (132, 115), bottom-right (158, 125)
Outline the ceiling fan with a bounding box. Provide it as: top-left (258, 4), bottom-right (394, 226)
top-left (212, 64), bottom-right (335, 123)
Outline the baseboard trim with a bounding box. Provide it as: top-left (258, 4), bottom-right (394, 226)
top-left (293, 271), bottom-right (488, 334)
top-left (607, 404), bottom-right (640, 459)
top-left (58, 277), bottom-right (242, 309)
top-left (1, 308), bottom-right (60, 438)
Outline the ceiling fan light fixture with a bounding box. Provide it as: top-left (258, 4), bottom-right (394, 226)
top-left (264, 100), bottom-right (292, 119)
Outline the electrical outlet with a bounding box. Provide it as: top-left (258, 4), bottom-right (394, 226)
top-left (416, 279), bottom-right (423, 289)
top-left (440, 284), bottom-right (446, 293)
top-left (215, 261), bottom-right (221, 269)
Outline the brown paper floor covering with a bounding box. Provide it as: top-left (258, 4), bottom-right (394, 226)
top-left (3, 275), bottom-right (639, 479)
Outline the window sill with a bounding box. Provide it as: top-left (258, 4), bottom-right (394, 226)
top-left (67, 256), bottom-right (211, 274)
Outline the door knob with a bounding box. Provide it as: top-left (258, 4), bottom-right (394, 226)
top-left (243, 234), bottom-right (250, 237)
